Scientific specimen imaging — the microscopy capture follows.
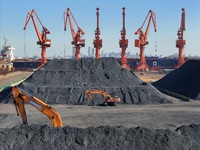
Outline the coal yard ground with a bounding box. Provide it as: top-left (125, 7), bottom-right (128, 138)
top-left (1, 59), bottom-right (200, 150)
top-left (1, 102), bottom-right (200, 150)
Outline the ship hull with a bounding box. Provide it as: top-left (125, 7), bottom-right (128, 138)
top-left (12, 58), bottom-right (179, 71)
top-left (13, 61), bottom-right (41, 70)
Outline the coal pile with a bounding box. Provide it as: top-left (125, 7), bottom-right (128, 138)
top-left (0, 124), bottom-right (200, 150)
top-left (0, 86), bottom-right (12, 103)
top-left (152, 60), bottom-right (200, 100)
top-left (1, 58), bottom-right (171, 104)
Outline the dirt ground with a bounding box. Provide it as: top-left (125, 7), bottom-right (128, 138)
top-left (1, 71), bottom-right (200, 149)
top-left (135, 71), bottom-right (165, 82)
top-left (0, 71), bottom-right (33, 87)
top-left (1, 99), bottom-right (200, 130)
top-left (1, 70), bottom-right (198, 131)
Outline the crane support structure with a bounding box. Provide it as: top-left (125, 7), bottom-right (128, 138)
top-left (135, 10), bottom-right (157, 71)
top-left (64, 8), bottom-right (85, 59)
top-left (93, 8), bottom-right (102, 59)
top-left (24, 9), bottom-right (51, 67)
top-left (175, 8), bottom-right (186, 69)
top-left (119, 7), bottom-right (129, 69)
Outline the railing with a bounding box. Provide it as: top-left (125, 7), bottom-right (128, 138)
top-left (0, 77), bottom-right (27, 91)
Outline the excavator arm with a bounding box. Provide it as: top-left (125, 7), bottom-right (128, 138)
top-left (12, 86), bottom-right (63, 127)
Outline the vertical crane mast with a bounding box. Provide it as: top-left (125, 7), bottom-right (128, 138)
top-left (135, 10), bottom-right (156, 71)
top-left (175, 8), bottom-right (186, 68)
top-left (93, 8), bottom-right (102, 59)
top-left (64, 8), bottom-right (85, 60)
top-left (119, 7), bottom-right (129, 69)
top-left (24, 9), bottom-right (51, 67)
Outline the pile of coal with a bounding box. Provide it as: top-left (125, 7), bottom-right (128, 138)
top-left (0, 124), bottom-right (200, 150)
top-left (0, 87), bottom-right (12, 103)
top-left (152, 60), bottom-right (200, 100)
top-left (1, 58), bottom-right (171, 104)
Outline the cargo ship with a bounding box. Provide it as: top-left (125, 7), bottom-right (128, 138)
top-left (7, 57), bottom-right (177, 71)
top-left (0, 38), bottom-right (14, 73)
top-left (0, 37), bottom-right (15, 61)
top-left (116, 57), bottom-right (177, 71)
top-left (10, 57), bottom-right (178, 71)
top-left (12, 59), bottom-right (41, 71)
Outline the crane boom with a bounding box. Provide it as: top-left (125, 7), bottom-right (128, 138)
top-left (135, 10), bottom-right (157, 71)
top-left (24, 10), bottom-right (44, 43)
top-left (12, 86), bottom-right (63, 127)
top-left (175, 8), bottom-right (186, 68)
top-left (93, 8), bottom-right (102, 59)
top-left (119, 7), bottom-right (129, 69)
top-left (23, 9), bottom-right (51, 67)
top-left (64, 8), bottom-right (85, 59)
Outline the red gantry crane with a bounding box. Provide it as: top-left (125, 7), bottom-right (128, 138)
top-left (175, 8), bottom-right (186, 69)
top-left (24, 9), bottom-right (51, 67)
top-left (135, 10), bottom-right (157, 71)
top-left (119, 7), bottom-right (129, 69)
top-left (64, 8), bottom-right (85, 59)
top-left (93, 8), bottom-right (102, 59)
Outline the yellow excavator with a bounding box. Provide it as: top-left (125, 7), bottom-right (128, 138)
top-left (85, 89), bottom-right (120, 106)
top-left (12, 86), bottom-right (63, 127)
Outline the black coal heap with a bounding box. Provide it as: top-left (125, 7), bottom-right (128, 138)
top-left (1, 58), bottom-right (170, 104)
top-left (153, 60), bottom-right (200, 100)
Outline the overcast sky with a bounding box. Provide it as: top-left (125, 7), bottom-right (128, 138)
top-left (0, 0), bottom-right (200, 57)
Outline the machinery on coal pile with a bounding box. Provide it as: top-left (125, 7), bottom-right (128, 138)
top-left (23, 9), bottom-right (51, 67)
top-left (135, 10), bottom-right (157, 71)
top-left (64, 8), bottom-right (85, 59)
top-left (85, 89), bottom-right (120, 106)
top-left (12, 86), bottom-right (63, 127)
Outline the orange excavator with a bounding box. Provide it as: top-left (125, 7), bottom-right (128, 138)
top-left (93, 8), bottom-right (102, 59)
top-left (12, 86), bottom-right (63, 127)
top-left (24, 9), bottom-right (51, 67)
top-left (135, 10), bottom-right (157, 71)
top-left (64, 8), bottom-right (85, 59)
top-left (85, 89), bottom-right (120, 106)
top-left (175, 8), bottom-right (186, 69)
top-left (119, 7), bottom-right (129, 69)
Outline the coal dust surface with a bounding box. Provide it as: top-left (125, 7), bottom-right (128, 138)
top-left (3, 58), bottom-right (171, 105)
top-left (0, 124), bottom-right (200, 150)
top-left (152, 60), bottom-right (200, 100)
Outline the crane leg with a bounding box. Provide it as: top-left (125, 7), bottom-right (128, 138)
top-left (136, 46), bottom-right (149, 71)
top-left (75, 47), bottom-right (80, 59)
top-left (121, 48), bottom-right (130, 69)
top-left (41, 48), bottom-right (46, 64)
top-left (175, 47), bottom-right (185, 68)
top-left (95, 48), bottom-right (100, 59)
